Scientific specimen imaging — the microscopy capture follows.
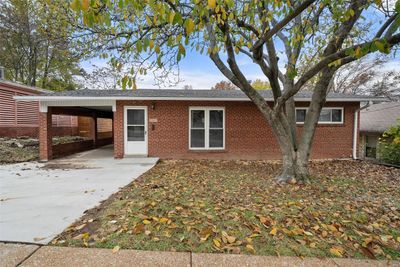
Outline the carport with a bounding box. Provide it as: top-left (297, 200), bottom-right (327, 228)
top-left (15, 96), bottom-right (117, 161)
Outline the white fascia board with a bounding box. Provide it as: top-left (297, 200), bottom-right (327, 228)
top-left (37, 99), bottom-right (116, 113)
top-left (14, 95), bottom-right (386, 102)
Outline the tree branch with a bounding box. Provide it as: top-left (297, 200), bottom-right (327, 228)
top-left (252, 0), bottom-right (317, 52)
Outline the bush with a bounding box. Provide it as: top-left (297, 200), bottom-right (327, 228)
top-left (378, 119), bottom-right (400, 165)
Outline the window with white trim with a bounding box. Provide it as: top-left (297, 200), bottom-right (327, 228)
top-left (189, 107), bottom-right (224, 149)
top-left (295, 108), bottom-right (344, 124)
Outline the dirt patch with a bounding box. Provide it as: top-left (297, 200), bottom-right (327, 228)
top-left (53, 159), bottom-right (400, 260)
top-left (0, 136), bottom-right (88, 164)
top-left (40, 162), bottom-right (94, 170)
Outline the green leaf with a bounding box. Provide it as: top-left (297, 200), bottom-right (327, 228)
top-left (70, 0), bottom-right (81, 12)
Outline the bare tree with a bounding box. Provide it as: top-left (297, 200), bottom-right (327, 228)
top-left (211, 80), bottom-right (237, 90)
top-left (183, 84), bottom-right (193, 90)
top-left (328, 56), bottom-right (399, 99)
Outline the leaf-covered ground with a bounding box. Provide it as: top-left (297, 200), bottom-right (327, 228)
top-left (53, 160), bottom-right (400, 260)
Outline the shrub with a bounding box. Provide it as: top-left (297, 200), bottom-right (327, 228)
top-left (378, 119), bottom-right (400, 165)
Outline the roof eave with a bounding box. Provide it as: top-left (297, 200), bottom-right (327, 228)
top-left (14, 95), bottom-right (386, 102)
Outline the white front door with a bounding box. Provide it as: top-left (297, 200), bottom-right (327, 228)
top-left (124, 107), bottom-right (148, 155)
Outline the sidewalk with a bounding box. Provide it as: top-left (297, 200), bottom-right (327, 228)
top-left (1, 242), bottom-right (398, 267)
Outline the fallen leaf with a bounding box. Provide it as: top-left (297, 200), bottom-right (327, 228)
top-left (112, 246), bottom-right (120, 253)
top-left (246, 244), bottom-right (255, 254)
top-left (159, 217), bottom-right (169, 224)
top-left (227, 235), bottom-right (236, 244)
top-left (269, 227), bottom-right (278, 236)
top-left (75, 223), bottom-right (86, 230)
top-left (213, 238), bottom-right (221, 248)
top-left (143, 219), bottom-right (151, 225)
top-left (133, 224), bottom-right (145, 234)
top-left (329, 246), bottom-right (344, 257)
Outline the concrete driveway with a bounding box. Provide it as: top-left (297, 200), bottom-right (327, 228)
top-left (0, 145), bottom-right (158, 244)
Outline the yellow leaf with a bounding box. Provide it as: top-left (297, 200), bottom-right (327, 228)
top-left (159, 217), bottom-right (169, 224)
top-left (227, 235), bottom-right (236, 244)
top-left (304, 231), bottom-right (313, 236)
top-left (327, 225), bottom-right (337, 232)
top-left (329, 246), bottom-right (344, 257)
top-left (208, 0), bottom-right (216, 9)
top-left (155, 45), bottom-right (160, 54)
top-left (213, 238), bottom-right (221, 247)
top-left (269, 227), bottom-right (278, 236)
top-left (246, 244), bottom-right (255, 254)
top-left (397, 236), bottom-right (400, 243)
top-left (355, 46), bottom-right (362, 58)
top-left (81, 0), bottom-right (89, 11)
top-left (169, 11), bottom-right (175, 24)
top-left (146, 16), bottom-right (152, 25)
top-left (112, 246), bottom-right (120, 253)
top-left (186, 19), bottom-right (195, 35)
top-left (143, 219), bottom-right (151, 225)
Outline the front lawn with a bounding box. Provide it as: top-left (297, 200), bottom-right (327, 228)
top-left (54, 160), bottom-right (400, 260)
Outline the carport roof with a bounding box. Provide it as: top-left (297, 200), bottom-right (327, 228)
top-left (15, 89), bottom-right (384, 102)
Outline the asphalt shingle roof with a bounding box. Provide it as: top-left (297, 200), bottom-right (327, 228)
top-left (360, 102), bottom-right (400, 133)
top-left (38, 89), bottom-right (381, 101)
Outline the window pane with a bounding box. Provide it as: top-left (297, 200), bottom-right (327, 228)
top-left (332, 109), bottom-right (342, 122)
top-left (210, 110), bottom-right (223, 128)
top-left (191, 129), bottom-right (205, 147)
top-left (209, 129), bottom-right (223, 148)
top-left (127, 126), bottom-right (145, 141)
top-left (296, 109), bottom-right (306, 122)
top-left (127, 109), bottom-right (144, 125)
top-left (191, 110), bottom-right (204, 128)
top-left (319, 109), bottom-right (331, 122)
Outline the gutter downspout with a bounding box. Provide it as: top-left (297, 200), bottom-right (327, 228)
top-left (353, 101), bottom-right (372, 160)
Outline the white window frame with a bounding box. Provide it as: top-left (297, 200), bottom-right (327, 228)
top-left (295, 107), bottom-right (344, 124)
top-left (189, 107), bottom-right (225, 150)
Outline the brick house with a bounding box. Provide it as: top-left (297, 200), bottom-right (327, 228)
top-left (15, 89), bottom-right (381, 161)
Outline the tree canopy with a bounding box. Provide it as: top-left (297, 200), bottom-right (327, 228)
top-left (0, 0), bottom-right (83, 90)
top-left (55, 0), bottom-right (400, 181)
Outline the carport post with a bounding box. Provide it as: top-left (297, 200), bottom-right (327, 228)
top-left (38, 108), bottom-right (53, 161)
top-left (90, 113), bottom-right (98, 148)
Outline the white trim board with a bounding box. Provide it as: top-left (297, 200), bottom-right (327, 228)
top-left (14, 95), bottom-right (385, 102)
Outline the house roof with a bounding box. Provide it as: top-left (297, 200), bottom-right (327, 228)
top-left (360, 102), bottom-right (400, 134)
top-left (14, 89), bottom-right (384, 102)
top-left (0, 80), bottom-right (50, 94)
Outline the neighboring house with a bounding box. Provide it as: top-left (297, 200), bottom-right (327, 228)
top-left (0, 80), bottom-right (113, 140)
top-left (359, 102), bottom-right (400, 159)
top-left (0, 80), bottom-right (79, 137)
top-left (15, 89), bottom-right (382, 161)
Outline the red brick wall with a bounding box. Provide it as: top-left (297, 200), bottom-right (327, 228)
top-left (39, 111), bottom-right (52, 161)
top-left (114, 100), bottom-right (359, 160)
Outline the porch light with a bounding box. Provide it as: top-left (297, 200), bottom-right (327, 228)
top-left (151, 101), bottom-right (156, 110)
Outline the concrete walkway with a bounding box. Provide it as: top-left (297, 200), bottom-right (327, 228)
top-left (0, 146), bottom-right (158, 244)
top-left (0, 243), bottom-right (398, 267)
